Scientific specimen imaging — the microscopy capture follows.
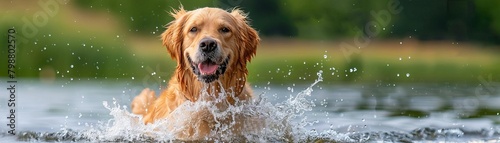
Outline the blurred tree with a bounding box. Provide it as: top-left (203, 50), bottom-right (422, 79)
top-left (72, 0), bottom-right (212, 35)
top-left (388, 0), bottom-right (500, 44)
top-left (280, 0), bottom-right (396, 39)
top-left (473, 0), bottom-right (500, 43)
top-left (71, 0), bottom-right (500, 44)
top-left (390, 0), bottom-right (449, 40)
top-left (216, 0), bottom-right (298, 37)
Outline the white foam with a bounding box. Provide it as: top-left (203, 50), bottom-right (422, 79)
top-left (79, 70), bottom-right (348, 142)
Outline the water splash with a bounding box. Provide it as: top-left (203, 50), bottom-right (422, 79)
top-left (8, 70), bottom-right (500, 142)
top-left (14, 126), bottom-right (500, 142)
top-left (38, 71), bottom-right (322, 142)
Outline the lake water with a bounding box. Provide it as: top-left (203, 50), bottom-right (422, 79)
top-left (1, 78), bottom-right (499, 142)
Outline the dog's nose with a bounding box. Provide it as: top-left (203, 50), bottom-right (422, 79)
top-left (199, 38), bottom-right (217, 53)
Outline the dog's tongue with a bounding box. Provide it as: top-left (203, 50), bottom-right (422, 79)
top-left (198, 62), bottom-right (218, 75)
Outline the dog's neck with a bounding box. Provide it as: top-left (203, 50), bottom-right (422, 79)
top-left (175, 67), bottom-right (248, 103)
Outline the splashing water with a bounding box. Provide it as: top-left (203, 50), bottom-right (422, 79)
top-left (26, 71), bottom-right (334, 142)
top-left (9, 70), bottom-right (500, 142)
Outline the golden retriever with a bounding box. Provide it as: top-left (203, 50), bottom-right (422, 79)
top-left (131, 7), bottom-right (259, 139)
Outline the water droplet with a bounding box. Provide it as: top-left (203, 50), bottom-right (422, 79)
top-left (116, 35), bottom-right (120, 38)
top-left (96, 66), bottom-right (100, 70)
top-left (70, 65), bottom-right (74, 68)
top-left (131, 77), bottom-right (135, 80)
top-left (38, 68), bottom-right (42, 71)
top-left (399, 57), bottom-right (402, 61)
top-left (406, 73), bottom-right (410, 77)
top-left (399, 42), bottom-right (403, 44)
top-left (130, 17), bottom-right (134, 21)
top-left (382, 27), bottom-right (386, 30)
top-left (323, 55), bottom-right (328, 59)
top-left (397, 74), bottom-right (400, 77)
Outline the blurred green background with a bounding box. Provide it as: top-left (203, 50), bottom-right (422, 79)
top-left (1, 0), bottom-right (499, 85)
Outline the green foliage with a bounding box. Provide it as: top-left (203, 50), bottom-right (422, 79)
top-left (70, 0), bottom-right (500, 43)
top-left (0, 14), bottom-right (173, 80)
top-left (217, 0), bottom-right (297, 37)
top-left (474, 0), bottom-right (500, 41)
top-left (280, 0), bottom-right (374, 39)
top-left (72, 0), bottom-right (213, 35)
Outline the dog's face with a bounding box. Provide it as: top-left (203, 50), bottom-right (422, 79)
top-left (162, 7), bottom-right (259, 83)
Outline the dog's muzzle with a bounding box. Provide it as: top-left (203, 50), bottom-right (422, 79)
top-left (188, 38), bottom-right (229, 83)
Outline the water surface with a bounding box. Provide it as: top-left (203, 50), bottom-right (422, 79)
top-left (1, 79), bottom-right (499, 142)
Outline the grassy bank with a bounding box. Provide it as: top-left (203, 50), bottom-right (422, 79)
top-left (248, 39), bottom-right (500, 85)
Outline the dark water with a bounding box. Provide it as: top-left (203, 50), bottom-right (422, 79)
top-left (0, 79), bottom-right (499, 142)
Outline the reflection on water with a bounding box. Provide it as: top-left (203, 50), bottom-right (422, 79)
top-left (0, 79), bottom-right (499, 142)
top-left (355, 83), bottom-right (500, 118)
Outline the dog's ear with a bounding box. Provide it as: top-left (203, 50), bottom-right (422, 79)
top-left (231, 9), bottom-right (260, 63)
top-left (161, 7), bottom-right (189, 63)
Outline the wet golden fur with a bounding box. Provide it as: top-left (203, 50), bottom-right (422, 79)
top-left (131, 7), bottom-right (259, 138)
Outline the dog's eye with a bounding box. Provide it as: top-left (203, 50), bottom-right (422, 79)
top-left (220, 27), bottom-right (230, 33)
top-left (189, 27), bottom-right (197, 33)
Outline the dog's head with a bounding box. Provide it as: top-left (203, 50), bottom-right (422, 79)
top-left (161, 7), bottom-right (259, 83)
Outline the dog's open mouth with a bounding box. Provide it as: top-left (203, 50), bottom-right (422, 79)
top-left (188, 56), bottom-right (229, 83)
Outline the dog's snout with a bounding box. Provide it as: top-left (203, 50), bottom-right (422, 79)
top-left (199, 38), bottom-right (217, 53)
